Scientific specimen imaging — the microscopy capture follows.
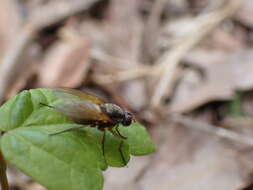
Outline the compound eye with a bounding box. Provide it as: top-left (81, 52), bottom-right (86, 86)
top-left (122, 112), bottom-right (133, 126)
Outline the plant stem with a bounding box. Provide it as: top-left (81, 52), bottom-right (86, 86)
top-left (0, 151), bottom-right (9, 190)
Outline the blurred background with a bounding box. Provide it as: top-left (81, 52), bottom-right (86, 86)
top-left (2, 0), bottom-right (253, 189)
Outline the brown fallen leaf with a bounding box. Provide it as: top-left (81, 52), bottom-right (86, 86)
top-left (6, 61), bottom-right (39, 99)
top-left (206, 27), bottom-right (246, 51)
top-left (0, 0), bottom-right (21, 58)
top-left (235, 0), bottom-right (253, 28)
top-left (0, 0), bottom-right (23, 98)
top-left (104, 156), bottom-right (153, 190)
top-left (37, 28), bottom-right (91, 88)
top-left (140, 124), bottom-right (253, 190)
top-left (221, 116), bottom-right (253, 133)
top-left (170, 49), bottom-right (253, 113)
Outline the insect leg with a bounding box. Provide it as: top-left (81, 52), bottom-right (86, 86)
top-left (102, 130), bottom-right (106, 157)
top-left (118, 140), bottom-right (127, 166)
top-left (115, 125), bottom-right (127, 139)
top-left (39, 102), bottom-right (54, 109)
top-left (101, 130), bottom-right (109, 165)
top-left (49, 126), bottom-right (86, 136)
top-left (109, 128), bottom-right (126, 139)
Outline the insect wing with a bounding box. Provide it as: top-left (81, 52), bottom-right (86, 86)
top-left (53, 88), bottom-right (106, 105)
top-left (53, 99), bottom-right (111, 124)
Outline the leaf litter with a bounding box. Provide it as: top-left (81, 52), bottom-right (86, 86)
top-left (2, 0), bottom-right (253, 189)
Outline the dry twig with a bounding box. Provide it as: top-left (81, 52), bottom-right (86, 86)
top-left (172, 114), bottom-right (253, 146)
top-left (150, 0), bottom-right (242, 108)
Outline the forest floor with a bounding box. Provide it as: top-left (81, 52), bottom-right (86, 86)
top-left (2, 0), bottom-right (253, 189)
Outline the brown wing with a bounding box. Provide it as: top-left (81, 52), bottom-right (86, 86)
top-left (53, 88), bottom-right (106, 105)
top-left (53, 99), bottom-right (112, 124)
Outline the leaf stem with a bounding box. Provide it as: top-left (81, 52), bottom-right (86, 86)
top-left (0, 151), bottom-right (9, 190)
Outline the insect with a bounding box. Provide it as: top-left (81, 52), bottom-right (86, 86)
top-left (40, 88), bottom-right (134, 165)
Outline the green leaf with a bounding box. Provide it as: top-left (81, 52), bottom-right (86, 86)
top-left (119, 123), bottom-right (156, 155)
top-left (0, 89), bottom-right (71, 131)
top-left (1, 126), bottom-right (104, 190)
top-left (0, 88), bottom-right (155, 190)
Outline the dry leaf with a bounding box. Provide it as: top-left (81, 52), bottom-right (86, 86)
top-left (104, 156), bottom-right (152, 190)
top-left (235, 0), bottom-right (253, 28)
top-left (0, 0), bottom-right (21, 58)
top-left (38, 33), bottom-right (91, 88)
top-left (170, 49), bottom-right (253, 113)
top-left (137, 124), bottom-right (253, 190)
top-left (206, 28), bottom-right (246, 51)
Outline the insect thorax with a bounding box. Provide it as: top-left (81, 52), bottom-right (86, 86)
top-left (100, 103), bottom-right (125, 123)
